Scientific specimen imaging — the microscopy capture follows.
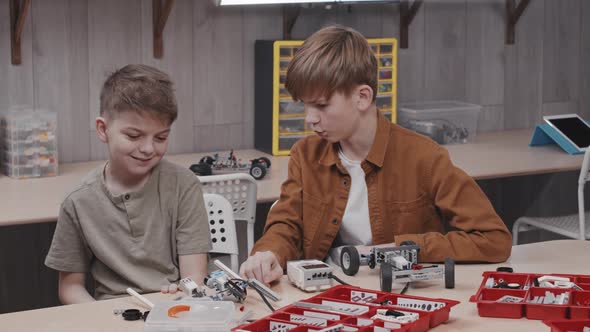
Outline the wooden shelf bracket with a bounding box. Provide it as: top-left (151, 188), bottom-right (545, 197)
top-left (282, 5), bottom-right (301, 40)
top-left (506, 0), bottom-right (530, 45)
top-left (9, 0), bottom-right (30, 65)
top-left (153, 0), bottom-right (175, 59)
top-left (399, 0), bottom-right (423, 49)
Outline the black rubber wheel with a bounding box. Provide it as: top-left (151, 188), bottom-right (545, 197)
top-left (258, 157), bottom-right (271, 168)
top-left (189, 163), bottom-right (212, 176)
top-left (368, 252), bottom-right (376, 269)
top-left (249, 163), bottom-right (266, 180)
top-left (340, 246), bottom-right (360, 276)
top-left (445, 257), bottom-right (455, 289)
top-left (199, 155), bottom-right (214, 165)
top-left (380, 263), bottom-right (393, 292)
top-left (496, 266), bottom-right (514, 273)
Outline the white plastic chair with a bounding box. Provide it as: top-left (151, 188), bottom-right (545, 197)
top-left (203, 193), bottom-right (239, 272)
top-left (512, 148), bottom-right (590, 244)
top-left (198, 174), bottom-right (258, 255)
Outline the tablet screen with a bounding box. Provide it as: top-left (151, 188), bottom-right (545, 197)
top-left (546, 117), bottom-right (590, 149)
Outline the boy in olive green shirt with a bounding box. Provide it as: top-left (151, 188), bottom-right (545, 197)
top-left (45, 64), bottom-right (210, 303)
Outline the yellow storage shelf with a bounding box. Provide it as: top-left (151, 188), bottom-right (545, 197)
top-left (254, 38), bottom-right (398, 156)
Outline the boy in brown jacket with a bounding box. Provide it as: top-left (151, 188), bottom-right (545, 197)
top-left (240, 26), bottom-right (511, 284)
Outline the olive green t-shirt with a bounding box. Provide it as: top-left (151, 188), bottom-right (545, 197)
top-left (45, 159), bottom-right (211, 299)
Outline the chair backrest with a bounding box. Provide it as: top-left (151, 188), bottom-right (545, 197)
top-left (198, 174), bottom-right (257, 254)
top-left (203, 193), bottom-right (239, 271)
top-left (577, 148), bottom-right (590, 239)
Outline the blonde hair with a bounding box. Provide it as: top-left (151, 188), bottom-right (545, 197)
top-left (285, 25), bottom-right (377, 102)
top-left (99, 64), bottom-right (178, 124)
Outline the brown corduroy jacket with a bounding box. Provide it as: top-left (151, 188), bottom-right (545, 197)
top-left (252, 114), bottom-right (512, 268)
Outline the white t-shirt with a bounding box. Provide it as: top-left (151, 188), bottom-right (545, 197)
top-left (328, 149), bottom-right (372, 264)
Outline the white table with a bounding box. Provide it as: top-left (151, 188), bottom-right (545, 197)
top-left (0, 240), bottom-right (587, 331)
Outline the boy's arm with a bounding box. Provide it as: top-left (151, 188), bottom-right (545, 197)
top-left (46, 200), bottom-right (95, 303)
top-left (248, 146), bottom-right (305, 268)
top-left (179, 254), bottom-right (208, 284)
top-left (58, 272), bottom-right (95, 304)
top-left (174, 173), bottom-right (211, 284)
top-left (395, 147), bottom-right (512, 263)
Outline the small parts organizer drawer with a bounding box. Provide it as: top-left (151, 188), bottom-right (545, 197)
top-left (544, 319), bottom-right (590, 332)
top-left (233, 285), bottom-right (459, 332)
top-left (470, 271), bottom-right (590, 320)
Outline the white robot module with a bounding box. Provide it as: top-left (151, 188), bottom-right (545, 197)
top-left (287, 259), bottom-right (333, 292)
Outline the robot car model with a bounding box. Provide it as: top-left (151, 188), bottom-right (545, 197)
top-left (189, 150), bottom-right (271, 180)
top-left (179, 260), bottom-right (281, 305)
top-left (340, 241), bottom-right (455, 292)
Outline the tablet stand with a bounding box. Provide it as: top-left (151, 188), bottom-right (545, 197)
top-left (529, 122), bottom-right (590, 155)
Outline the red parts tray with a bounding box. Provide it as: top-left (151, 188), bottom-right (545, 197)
top-left (543, 319), bottom-right (590, 332)
top-left (470, 271), bottom-right (590, 320)
top-left (233, 285), bottom-right (459, 332)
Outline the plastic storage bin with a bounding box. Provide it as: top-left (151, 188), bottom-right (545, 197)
top-left (233, 285), bottom-right (459, 332)
top-left (470, 271), bottom-right (590, 320)
top-left (398, 101), bottom-right (481, 145)
top-left (0, 107), bottom-right (58, 179)
top-left (145, 300), bottom-right (234, 332)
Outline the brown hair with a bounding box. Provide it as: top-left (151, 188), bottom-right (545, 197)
top-left (285, 25), bottom-right (378, 102)
top-left (99, 64), bottom-right (178, 124)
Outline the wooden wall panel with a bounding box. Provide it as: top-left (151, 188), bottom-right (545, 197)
top-left (542, 101), bottom-right (578, 116)
top-left (503, 0), bottom-right (544, 129)
top-left (242, 7), bottom-right (282, 149)
top-left (194, 123), bottom-right (244, 153)
top-left (379, 3), bottom-right (399, 38)
top-left (478, 105), bottom-right (504, 132)
top-left (32, 0), bottom-right (90, 163)
top-left (2, 0), bottom-right (590, 159)
top-left (396, 3), bottom-right (425, 103)
top-left (290, 5), bottom-right (384, 40)
top-left (0, 0), bottom-right (34, 109)
top-left (67, 0), bottom-right (91, 162)
top-left (192, 2), bottom-right (243, 130)
top-left (423, 1), bottom-right (466, 101)
top-left (140, 0), bottom-right (195, 154)
top-left (465, 0), bottom-right (505, 108)
top-left (542, 0), bottom-right (580, 104)
top-left (88, 0), bottom-right (142, 160)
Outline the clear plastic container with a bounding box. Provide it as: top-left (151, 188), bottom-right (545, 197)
top-left (398, 101), bottom-right (481, 144)
top-left (145, 300), bottom-right (235, 332)
top-left (0, 107), bottom-right (58, 178)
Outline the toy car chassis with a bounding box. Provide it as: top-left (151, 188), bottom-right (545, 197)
top-left (189, 150), bottom-right (271, 180)
top-left (340, 241), bottom-right (455, 292)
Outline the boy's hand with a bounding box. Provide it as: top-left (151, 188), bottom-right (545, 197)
top-left (239, 251), bottom-right (283, 285)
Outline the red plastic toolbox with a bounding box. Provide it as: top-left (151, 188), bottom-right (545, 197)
top-left (470, 271), bottom-right (590, 320)
top-left (544, 319), bottom-right (590, 332)
top-left (233, 285), bottom-right (459, 332)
